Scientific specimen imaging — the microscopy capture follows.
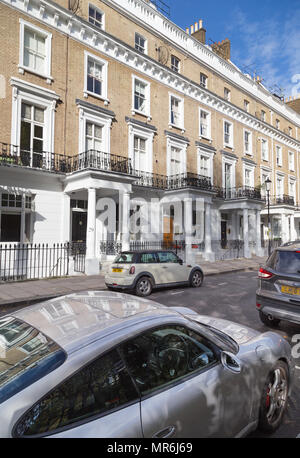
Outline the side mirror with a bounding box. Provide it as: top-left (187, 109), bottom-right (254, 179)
top-left (178, 259), bottom-right (183, 265)
top-left (220, 351), bottom-right (242, 374)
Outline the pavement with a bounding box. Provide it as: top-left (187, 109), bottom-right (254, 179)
top-left (0, 256), bottom-right (266, 313)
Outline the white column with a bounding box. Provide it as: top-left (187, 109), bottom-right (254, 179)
top-left (290, 213), bottom-right (296, 241)
top-left (85, 188), bottom-right (99, 275)
top-left (243, 208), bottom-right (250, 258)
top-left (86, 188), bottom-right (96, 258)
top-left (256, 209), bottom-right (262, 256)
top-left (120, 190), bottom-right (131, 250)
top-left (184, 197), bottom-right (193, 262)
top-left (20, 193), bottom-right (26, 244)
top-left (281, 213), bottom-right (289, 244)
top-left (61, 193), bottom-right (71, 242)
top-left (205, 202), bottom-right (212, 253)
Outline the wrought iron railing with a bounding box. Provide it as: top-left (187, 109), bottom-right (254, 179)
top-left (219, 186), bottom-right (262, 200)
top-left (67, 150), bottom-right (133, 175)
top-left (0, 242), bottom-right (70, 282)
top-left (0, 143), bottom-right (69, 173)
top-left (133, 171), bottom-right (168, 189)
top-left (271, 195), bottom-right (295, 206)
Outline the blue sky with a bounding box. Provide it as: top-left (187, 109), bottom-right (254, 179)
top-left (168, 0), bottom-right (300, 98)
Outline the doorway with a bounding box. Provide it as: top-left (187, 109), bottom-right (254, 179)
top-left (72, 211), bottom-right (87, 242)
top-left (221, 221), bottom-right (227, 249)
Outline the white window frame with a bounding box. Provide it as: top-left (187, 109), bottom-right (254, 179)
top-left (288, 151), bottom-right (295, 171)
top-left (222, 155), bottom-right (236, 190)
top-left (166, 135), bottom-right (187, 177)
top-left (19, 19), bottom-right (52, 83)
top-left (223, 120), bottom-right (234, 148)
top-left (134, 32), bottom-right (147, 54)
top-left (84, 51), bottom-right (108, 103)
top-left (171, 55), bottom-right (180, 73)
top-left (289, 177), bottom-right (296, 203)
top-left (10, 77), bottom-right (59, 154)
top-left (132, 75), bottom-right (151, 118)
top-left (127, 122), bottom-right (154, 174)
top-left (261, 138), bottom-right (268, 161)
top-left (244, 100), bottom-right (249, 112)
top-left (224, 87), bottom-right (231, 101)
top-left (243, 129), bottom-right (252, 156)
top-left (88, 4), bottom-right (105, 30)
top-left (197, 147), bottom-right (214, 183)
top-left (200, 73), bottom-right (208, 88)
top-left (199, 108), bottom-right (211, 140)
top-left (260, 168), bottom-right (271, 199)
top-left (261, 110), bottom-right (266, 122)
top-left (243, 163), bottom-right (255, 188)
top-left (169, 93), bottom-right (184, 130)
top-left (77, 102), bottom-right (113, 154)
top-left (276, 173), bottom-right (284, 199)
top-left (275, 144), bottom-right (282, 167)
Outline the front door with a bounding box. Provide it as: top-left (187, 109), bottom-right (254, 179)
top-left (72, 211), bottom-right (87, 242)
top-left (221, 221), bottom-right (227, 249)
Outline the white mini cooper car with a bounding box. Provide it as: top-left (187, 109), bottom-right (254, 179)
top-left (105, 250), bottom-right (204, 296)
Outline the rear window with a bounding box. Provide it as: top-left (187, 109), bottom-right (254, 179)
top-left (0, 316), bottom-right (66, 404)
top-left (267, 250), bottom-right (300, 274)
top-left (114, 253), bottom-right (135, 264)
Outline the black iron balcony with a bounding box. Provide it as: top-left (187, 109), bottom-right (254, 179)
top-left (219, 186), bottom-right (263, 200)
top-left (0, 144), bottom-right (134, 176)
top-left (133, 170), bottom-right (168, 189)
top-left (0, 143), bottom-right (69, 173)
top-left (67, 150), bottom-right (133, 175)
top-left (271, 195), bottom-right (295, 206)
top-left (167, 173), bottom-right (213, 191)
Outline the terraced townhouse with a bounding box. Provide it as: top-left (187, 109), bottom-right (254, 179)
top-left (0, 0), bottom-right (300, 278)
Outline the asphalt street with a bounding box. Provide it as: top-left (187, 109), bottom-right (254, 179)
top-left (148, 270), bottom-right (300, 439)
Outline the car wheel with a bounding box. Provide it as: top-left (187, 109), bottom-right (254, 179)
top-left (258, 361), bottom-right (289, 433)
top-left (259, 310), bottom-right (281, 328)
top-left (190, 270), bottom-right (203, 288)
top-left (135, 276), bottom-right (153, 297)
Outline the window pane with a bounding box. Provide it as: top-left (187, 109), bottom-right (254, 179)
top-left (120, 325), bottom-right (217, 396)
top-left (140, 253), bottom-right (157, 263)
top-left (86, 123), bottom-right (93, 136)
top-left (1, 214), bottom-right (21, 242)
top-left (20, 121), bottom-right (31, 150)
top-left (21, 103), bottom-right (32, 120)
top-left (94, 125), bottom-right (102, 139)
top-left (157, 251), bottom-right (178, 263)
top-left (14, 349), bottom-right (138, 437)
top-left (33, 139), bottom-right (43, 153)
top-left (34, 125), bottom-right (43, 139)
top-left (34, 107), bottom-right (44, 123)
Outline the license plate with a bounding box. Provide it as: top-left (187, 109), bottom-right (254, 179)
top-left (112, 268), bottom-right (123, 273)
top-left (281, 285), bottom-right (300, 295)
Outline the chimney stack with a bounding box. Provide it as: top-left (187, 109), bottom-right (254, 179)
top-left (285, 93), bottom-right (300, 115)
top-left (211, 38), bottom-right (231, 60)
top-left (189, 19), bottom-right (206, 45)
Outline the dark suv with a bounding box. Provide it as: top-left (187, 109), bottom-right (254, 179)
top-left (256, 243), bottom-right (300, 327)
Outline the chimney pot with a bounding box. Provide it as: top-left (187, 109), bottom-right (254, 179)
top-left (194, 22), bottom-right (198, 31)
top-left (199, 19), bottom-right (203, 29)
top-left (191, 25), bottom-right (194, 34)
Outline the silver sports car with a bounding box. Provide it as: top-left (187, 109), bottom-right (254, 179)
top-left (0, 291), bottom-right (294, 438)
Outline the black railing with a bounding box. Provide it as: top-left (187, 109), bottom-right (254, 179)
top-left (129, 240), bottom-right (186, 254)
top-left (67, 150), bottom-right (133, 175)
top-left (0, 143), bottom-right (69, 173)
top-left (219, 186), bottom-right (262, 200)
top-left (271, 195), bottom-right (295, 206)
top-left (0, 143), bottom-right (133, 176)
top-left (100, 241), bottom-right (123, 255)
top-left (69, 242), bottom-right (86, 273)
top-left (168, 173), bottom-right (213, 191)
top-left (212, 239), bottom-right (244, 260)
top-left (133, 171), bottom-right (168, 189)
top-left (0, 243), bottom-right (70, 282)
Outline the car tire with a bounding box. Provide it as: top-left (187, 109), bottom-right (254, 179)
top-left (259, 310), bottom-right (281, 328)
top-left (258, 360), bottom-right (289, 433)
top-left (190, 270), bottom-right (203, 288)
top-left (135, 276), bottom-right (153, 297)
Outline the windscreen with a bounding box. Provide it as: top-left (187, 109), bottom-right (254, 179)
top-left (0, 316), bottom-right (66, 404)
top-left (267, 250), bottom-right (300, 274)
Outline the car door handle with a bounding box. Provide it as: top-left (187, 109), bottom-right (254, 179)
top-left (152, 425), bottom-right (176, 438)
top-left (161, 266), bottom-right (168, 269)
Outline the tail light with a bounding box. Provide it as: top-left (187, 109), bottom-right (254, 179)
top-left (129, 266), bottom-right (135, 275)
top-left (258, 267), bottom-right (273, 279)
